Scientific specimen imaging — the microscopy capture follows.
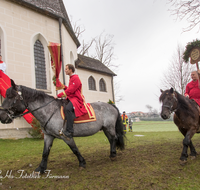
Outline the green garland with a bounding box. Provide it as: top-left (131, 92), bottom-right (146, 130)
top-left (107, 99), bottom-right (115, 105)
top-left (52, 75), bottom-right (56, 86)
top-left (183, 39), bottom-right (200, 63)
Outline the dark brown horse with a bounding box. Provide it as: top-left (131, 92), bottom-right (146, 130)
top-left (159, 88), bottom-right (200, 165)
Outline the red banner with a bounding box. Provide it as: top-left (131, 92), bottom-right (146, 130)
top-left (48, 42), bottom-right (65, 90)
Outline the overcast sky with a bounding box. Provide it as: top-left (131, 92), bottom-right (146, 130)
top-left (63, 0), bottom-right (199, 113)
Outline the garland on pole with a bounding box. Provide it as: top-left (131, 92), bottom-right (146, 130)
top-left (183, 39), bottom-right (200, 63)
top-left (52, 75), bottom-right (56, 86)
top-left (107, 99), bottom-right (115, 105)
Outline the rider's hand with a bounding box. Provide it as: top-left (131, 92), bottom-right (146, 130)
top-left (186, 95), bottom-right (189, 98)
top-left (54, 96), bottom-right (58, 99)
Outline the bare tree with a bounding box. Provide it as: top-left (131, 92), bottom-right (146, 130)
top-left (70, 18), bottom-right (122, 102)
top-left (70, 19), bottom-right (117, 69)
top-left (146, 105), bottom-right (153, 113)
top-left (160, 44), bottom-right (194, 95)
top-left (93, 32), bottom-right (116, 69)
top-left (70, 16), bottom-right (85, 39)
top-left (78, 39), bottom-right (95, 56)
top-left (168, 0), bottom-right (200, 32)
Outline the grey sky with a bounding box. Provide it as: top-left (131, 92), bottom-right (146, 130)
top-left (63, 0), bottom-right (199, 113)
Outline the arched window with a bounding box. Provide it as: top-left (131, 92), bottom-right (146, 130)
top-left (88, 76), bottom-right (96, 90)
top-left (99, 78), bottom-right (106, 92)
top-left (34, 40), bottom-right (47, 90)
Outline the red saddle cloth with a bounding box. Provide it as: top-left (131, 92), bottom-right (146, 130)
top-left (61, 103), bottom-right (96, 123)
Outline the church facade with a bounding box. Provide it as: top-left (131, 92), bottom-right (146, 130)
top-left (0, 0), bottom-right (116, 138)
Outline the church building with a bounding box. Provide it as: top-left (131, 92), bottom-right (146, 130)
top-left (0, 0), bottom-right (116, 138)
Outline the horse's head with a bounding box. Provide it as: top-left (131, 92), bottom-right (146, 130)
top-left (0, 80), bottom-right (27, 123)
top-left (159, 88), bottom-right (178, 120)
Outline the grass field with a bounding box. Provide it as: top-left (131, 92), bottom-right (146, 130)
top-left (1, 121), bottom-right (200, 190)
top-left (131, 121), bottom-right (178, 132)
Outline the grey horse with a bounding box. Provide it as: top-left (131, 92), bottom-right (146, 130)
top-left (0, 80), bottom-right (125, 174)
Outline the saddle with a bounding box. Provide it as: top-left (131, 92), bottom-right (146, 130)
top-left (60, 102), bottom-right (96, 124)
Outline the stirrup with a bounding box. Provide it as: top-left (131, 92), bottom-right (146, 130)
top-left (59, 128), bottom-right (64, 136)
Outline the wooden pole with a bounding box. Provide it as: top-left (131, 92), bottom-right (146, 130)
top-left (196, 62), bottom-right (200, 88)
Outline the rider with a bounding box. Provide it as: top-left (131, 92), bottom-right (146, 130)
top-left (185, 70), bottom-right (200, 108)
top-left (54, 64), bottom-right (88, 140)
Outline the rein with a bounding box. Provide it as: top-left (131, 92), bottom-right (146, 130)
top-left (0, 86), bottom-right (56, 120)
top-left (13, 98), bottom-right (56, 119)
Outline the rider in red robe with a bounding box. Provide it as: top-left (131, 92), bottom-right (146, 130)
top-left (185, 71), bottom-right (200, 106)
top-left (55, 64), bottom-right (87, 140)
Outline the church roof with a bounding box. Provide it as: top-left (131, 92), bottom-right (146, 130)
top-left (75, 54), bottom-right (117, 76)
top-left (8, 0), bottom-right (80, 47)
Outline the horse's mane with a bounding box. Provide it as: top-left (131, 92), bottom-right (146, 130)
top-left (20, 85), bottom-right (48, 102)
top-left (160, 89), bottom-right (197, 119)
top-left (20, 85), bottom-right (68, 106)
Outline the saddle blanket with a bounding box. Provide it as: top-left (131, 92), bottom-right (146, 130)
top-left (61, 103), bottom-right (96, 123)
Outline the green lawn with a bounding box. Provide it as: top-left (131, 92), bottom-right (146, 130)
top-left (1, 121), bottom-right (200, 190)
top-left (131, 121), bottom-right (178, 132)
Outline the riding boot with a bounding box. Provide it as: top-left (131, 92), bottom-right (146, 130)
top-left (63, 101), bottom-right (74, 141)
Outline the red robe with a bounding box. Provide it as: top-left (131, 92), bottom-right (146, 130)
top-left (57, 74), bottom-right (88, 117)
top-left (185, 80), bottom-right (200, 106)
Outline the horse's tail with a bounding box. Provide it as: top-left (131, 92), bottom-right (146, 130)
top-left (112, 104), bottom-right (125, 150)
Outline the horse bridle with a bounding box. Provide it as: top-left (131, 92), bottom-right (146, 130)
top-left (0, 86), bottom-right (55, 121)
top-left (162, 93), bottom-right (178, 113)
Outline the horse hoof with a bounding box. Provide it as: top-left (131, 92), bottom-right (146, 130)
top-left (179, 160), bottom-right (187, 166)
top-left (32, 171), bottom-right (40, 177)
top-left (110, 157), bottom-right (116, 161)
top-left (191, 156), bottom-right (196, 160)
top-left (79, 166), bottom-right (85, 170)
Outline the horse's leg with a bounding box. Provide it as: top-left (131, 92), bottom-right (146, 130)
top-left (63, 138), bottom-right (86, 168)
top-left (35, 134), bottom-right (55, 174)
top-left (189, 140), bottom-right (197, 159)
top-left (180, 127), bottom-right (196, 164)
top-left (102, 128), bottom-right (117, 160)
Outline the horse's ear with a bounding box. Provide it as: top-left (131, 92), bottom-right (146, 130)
top-left (170, 88), bottom-right (174, 93)
top-left (160, 89), bottom-right (163, 93)
top-left (10, 79), bottom-right (17, 90)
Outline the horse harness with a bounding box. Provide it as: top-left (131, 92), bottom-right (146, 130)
top-left (162, 92), bottom-right (178, 114)
top-left (0, 86), bottom-right (58, 129)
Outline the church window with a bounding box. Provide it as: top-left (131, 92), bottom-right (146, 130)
top-left (88, 76), bottom-right (96, 90)
top-left (34, 40), bottom-right (47, 90)
top-left (99, 78), bottom-right (106, 92)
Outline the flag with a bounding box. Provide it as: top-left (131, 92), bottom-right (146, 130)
top-left (48, 42), bottom-right (65, 90)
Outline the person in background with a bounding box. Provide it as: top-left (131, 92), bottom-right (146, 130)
top-left (0, 55), bottom-right (6, 73)
top-left (129, 117), bottom-right (132, 132)
top-left (121, 111), bottom-right (128, 134)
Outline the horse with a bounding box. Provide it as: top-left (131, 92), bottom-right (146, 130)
top-left (159, 88), bottom-right (200, 165)
top-left (0, 80), bottom-right (125, 173)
